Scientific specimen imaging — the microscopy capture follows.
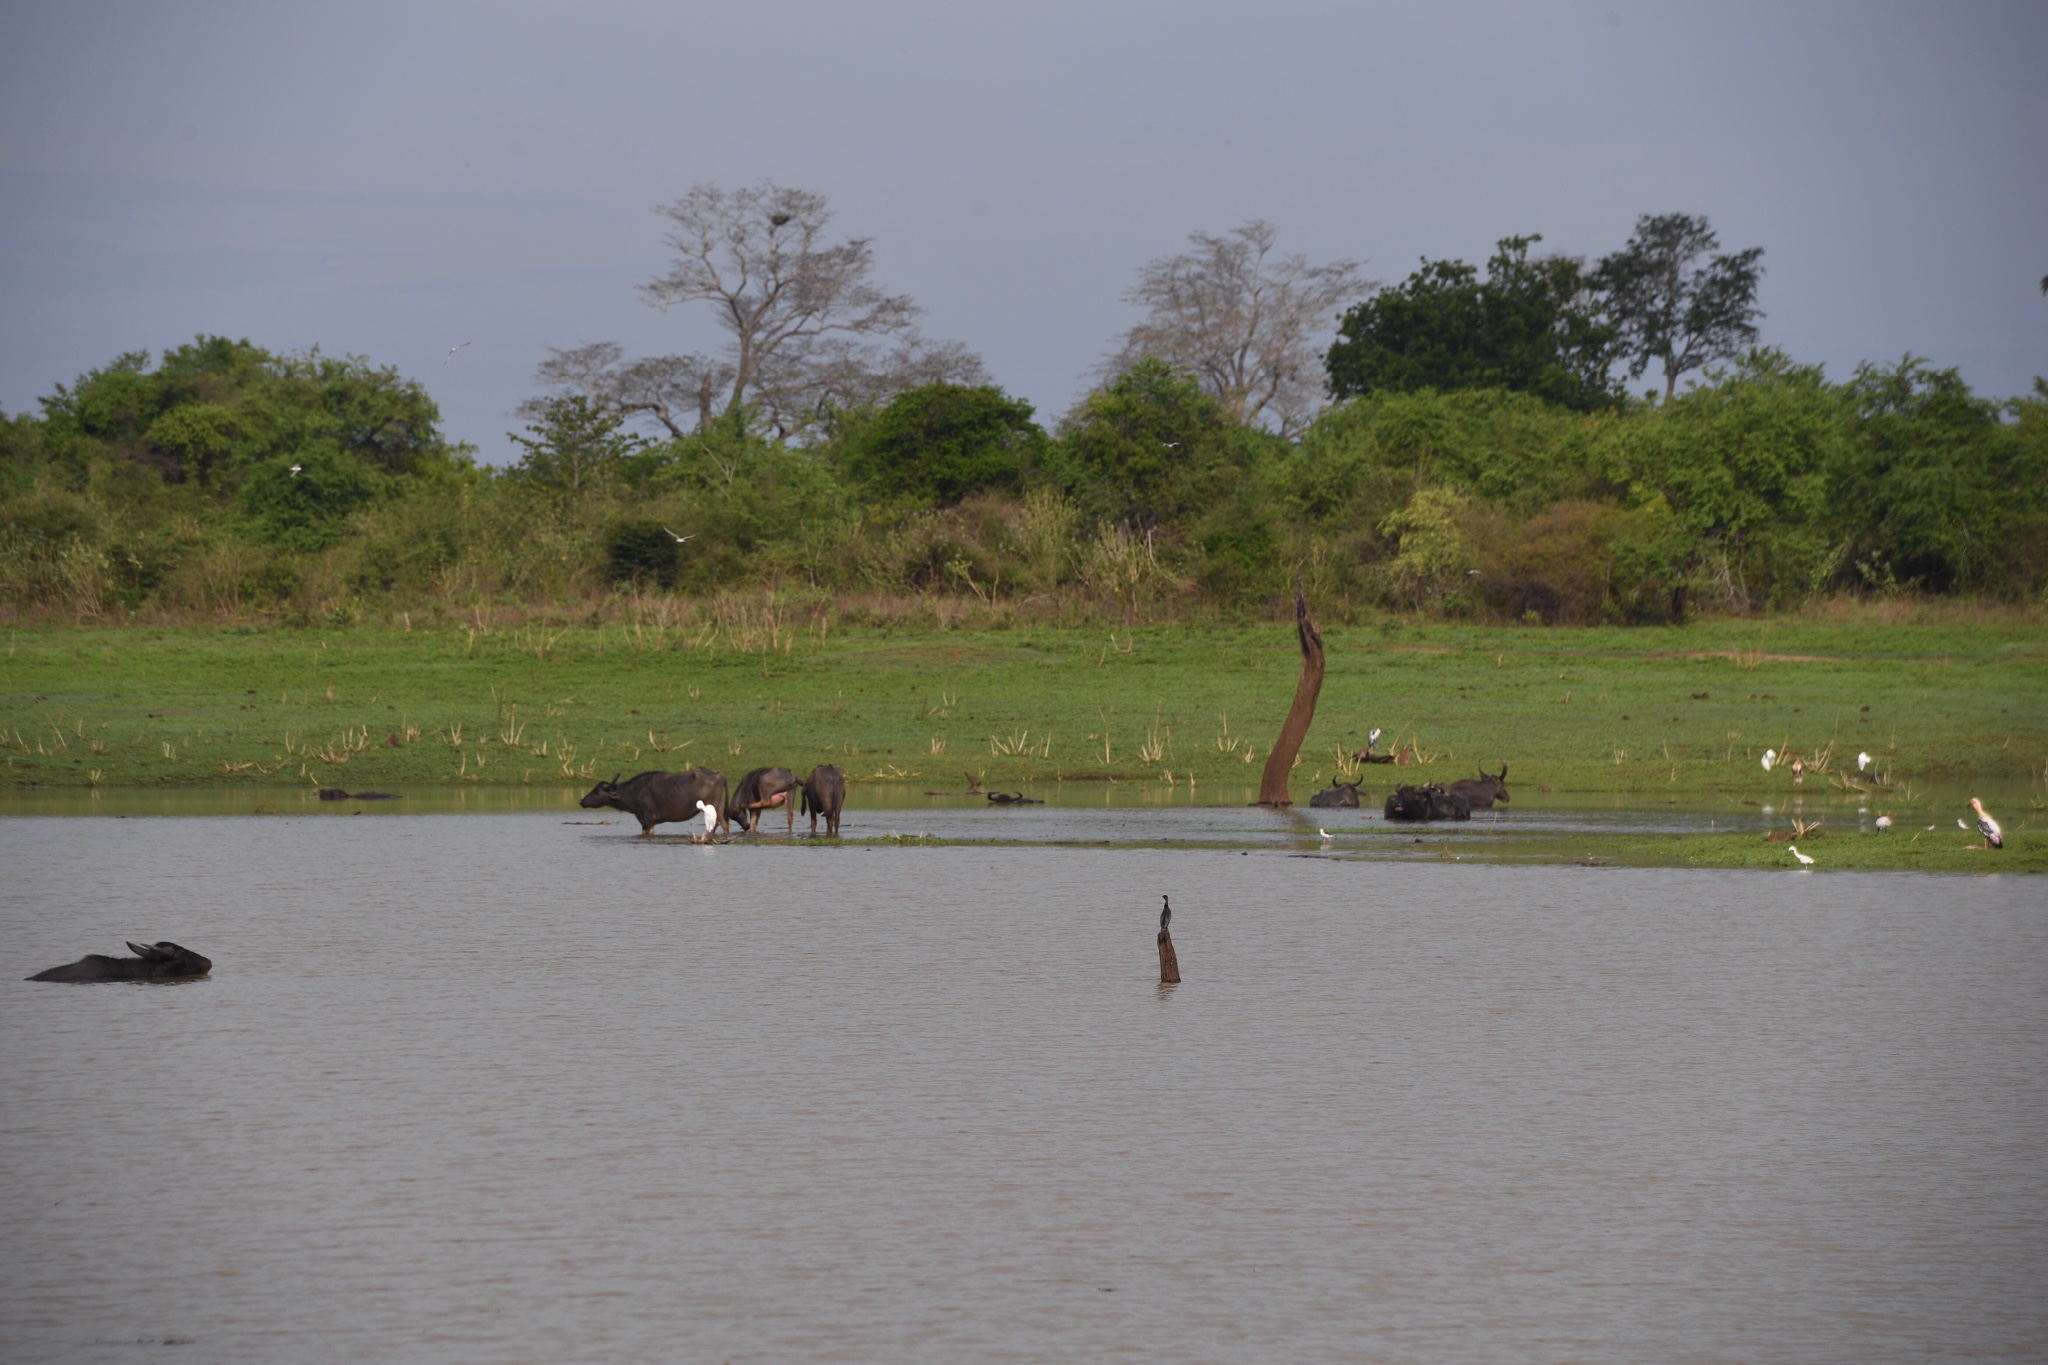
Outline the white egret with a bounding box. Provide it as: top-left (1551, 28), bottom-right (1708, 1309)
top-left (1319, 828), bottom-right (1333, 842)
top-left (1857, 752), bottom-right (1872, 772)
top-left (444, 342), bottom-right (470, 364)
top-left (1761, 749), bottom-right (1776, 772)
top-left (289, 464), bottom-right (301, 477)
top-left (1788, 845), bottom-right (1814, 867)
top-left (663, 527), bottom-right (696, 543)
top-left (696, 799), bottom-right (718, 840)
top-left (1969, 798), bottom-right (2004, 849)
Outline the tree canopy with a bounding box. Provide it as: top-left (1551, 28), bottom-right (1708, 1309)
top-left (1324, 237), bottom-right (1621, 411)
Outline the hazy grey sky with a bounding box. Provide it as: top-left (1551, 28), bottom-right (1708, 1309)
top-left (2, 1), bottom-right (2042, 463)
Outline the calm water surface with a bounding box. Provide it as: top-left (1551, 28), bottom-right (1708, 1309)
top-left (2, 812), bottom-right (2043, 1362)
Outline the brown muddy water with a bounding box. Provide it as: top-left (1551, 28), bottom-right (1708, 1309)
top-left (2, 811), bottom-right (2044, 1362)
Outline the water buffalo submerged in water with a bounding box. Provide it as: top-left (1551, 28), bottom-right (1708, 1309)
top-left (728, 767), bottom-right (800, 834)
top-left (28, 941), bottom-right (212, 983)
top-left (1308, 781), bottom-right (1362, 808)
top-left (1384, 783), bottom-right (1471, 822)
top-left (1442, 764), bottom-right (1509, 810)
top-left (581, 769), bottom-right (728, 835)
top-left (801, 764), bottom-right (847, 836)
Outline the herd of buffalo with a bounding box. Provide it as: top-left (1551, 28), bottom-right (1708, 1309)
top-left (580, 763), bottom-right (847, 837)
top-left (1311, 764), bottom-right (1510, 821)
top-left (26, 759), bottom-right (1511, 984)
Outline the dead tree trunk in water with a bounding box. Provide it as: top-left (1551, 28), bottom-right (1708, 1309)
top-left (1257, 575), bottom-right (1324, 807)
top-left (1157, 896), bottom-right (1181, 984)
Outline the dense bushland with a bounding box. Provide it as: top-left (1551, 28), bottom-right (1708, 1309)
top-left (2, 336), bottom-right (2043, 627)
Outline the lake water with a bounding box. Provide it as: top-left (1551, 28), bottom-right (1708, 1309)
top-left (2, 809), bottom-right (2043, 1362)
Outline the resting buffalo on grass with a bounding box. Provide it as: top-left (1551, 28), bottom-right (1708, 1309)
top-left (1443, 765), bottom-right (1509, 810)
top-left (580, 769), bottom-right (728, 836)
top-left (802, 764), bottom-right (846, 836)
top-left (29, 941), bottom-right (212, 983)
top-left (1308, 781), bottom-right (1362, 808)
top-left (728, 766), bottom-right (800, 834)
top-left (1384, 783), bottom-right (1471, 822)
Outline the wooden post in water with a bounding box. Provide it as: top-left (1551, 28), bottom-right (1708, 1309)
top-left (1157, 895), bottom-right (1181, 984)
top-left (1258, 575), bottom-right (1325, 807)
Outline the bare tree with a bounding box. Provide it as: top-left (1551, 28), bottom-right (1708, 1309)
top-left (530, 182), bottom-right (983, 439)
top-left (523, 343), bottom-right (733, 437)
top-left (1103, 221), bottom-right (1370, 435)
top-left (641, 181), bottom-right (930, 427)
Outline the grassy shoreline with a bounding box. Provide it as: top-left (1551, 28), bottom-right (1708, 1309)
top-left (3, 617), bottom-right (2042, 847)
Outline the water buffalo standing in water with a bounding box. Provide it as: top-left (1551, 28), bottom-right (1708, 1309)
top-left (1308, 781), bottom-right (1362, 808)
top-left (580, 769), bottom-right (728, 836)
top-left (1443, 764), bottom-right (1509, 810)
top-left (1384, 783), bottom-right (1472, 822)
top-left (801, 764), bottom-right (847, 836)
top-left (28, 941), bottom-right (212, 983)
top-left (728, 766), bottom-right (801, 834)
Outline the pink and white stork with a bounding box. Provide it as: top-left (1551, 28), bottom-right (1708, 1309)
top-left (1968, 798), bottom-right (2004, 850)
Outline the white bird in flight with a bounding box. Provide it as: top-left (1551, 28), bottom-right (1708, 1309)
top-left (1788, 845), bottom-right (1814, 867)
top-left (1761, 749), bottom-right (1776, 772)
top-left (288, 464), bottom-right (301, 477)
top-left (444, 342), bottom-right (471, 364)
top-left (663, 527), bottom-right (695, 543)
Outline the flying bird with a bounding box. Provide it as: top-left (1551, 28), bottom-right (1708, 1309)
top-left (444, 342), bottom-right (471, 364)
top-left (1788, 845), bottom-right (1814, 867)
top-left (1761, 749), bottom-right (1776, 772)
top-left (1161, 442), bottom-right (1180, 449)
top-left (1968, 798), bottom-right (2004, 848)
top-left (663, 527), bottom-right (696, 543)
top-left (288, 464), bottom-right (301, 477)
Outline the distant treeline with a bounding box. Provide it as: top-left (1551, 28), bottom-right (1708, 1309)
top-left (1, 335), bottom-right (2044, 626)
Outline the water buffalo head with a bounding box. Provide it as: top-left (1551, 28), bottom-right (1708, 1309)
top-left (580, 774), bottom-right (623, 809)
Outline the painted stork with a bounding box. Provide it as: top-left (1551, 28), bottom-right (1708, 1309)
top-left (1791, 756), bottom-right (1805, 785)
top-left (1969, 798), bottom-right (2004, 849)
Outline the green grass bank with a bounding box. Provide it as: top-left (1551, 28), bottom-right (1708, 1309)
top-left (5, 616), bottom-right (2042, 794)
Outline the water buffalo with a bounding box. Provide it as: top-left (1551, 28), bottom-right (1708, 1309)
top-left (580, 768), bottom-right (728, 836)
top-left (801, 764), bottom-right (847, 836)
top-left (1384, 783), bottom-right (1471, 822)
top-left (28, 941), bottom-right (212, 983)
top-left (728, 766), bottom-right (800, 834)
top-left (1308, 781), bottom-right (1362, 808)
top-left (1443, 764), bottom-right (1509, 810)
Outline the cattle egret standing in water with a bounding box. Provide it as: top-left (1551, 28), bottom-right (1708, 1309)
top-left (1788, 845), bottom-right (1814, 867)
top-left (1761, 749), bottom-right (1776, 772)
top-left (696, 799), bottom-right (717, 841)
top-left (1969, 798), bottom-right (2004, 848)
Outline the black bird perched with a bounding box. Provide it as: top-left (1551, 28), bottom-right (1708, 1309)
top-left (1157, 895), bottom-right (1180, 984)
top-left (769, 212), bottom-right (792, 227)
